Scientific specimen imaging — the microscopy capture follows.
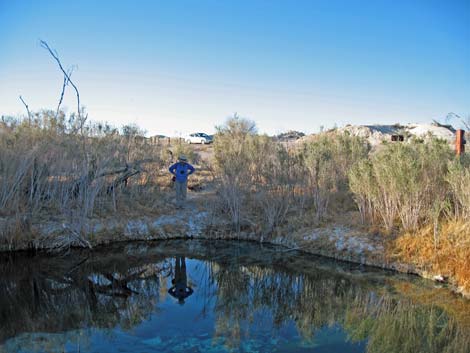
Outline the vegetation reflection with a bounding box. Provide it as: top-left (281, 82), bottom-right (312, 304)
top-left (1, 240), bottom-right (469, 353)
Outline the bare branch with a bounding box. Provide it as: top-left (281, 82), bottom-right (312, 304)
top-left (96, 159), bottom-right (156, 179)
top-left (19, 95), bottom-right (32, 123)
top-left (56, 67), bottom-right (74, 119)
top-left (39, 40), bottom-right (83, 124)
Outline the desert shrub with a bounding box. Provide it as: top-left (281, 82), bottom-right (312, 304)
top-left (247, 136), bottom-right (298, 237)
top-left (349, 159), bottom-right (375, 224)
top-left (213, 116), bottom-right (298, 235)
top-left (212, 116), bottom-right (257, 233)
top-left (349, 139), bottom-right (453, 232)
top-left (299, 132), bottom-right (369, 220)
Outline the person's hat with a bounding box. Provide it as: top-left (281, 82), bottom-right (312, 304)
top-left (178, 155), bottom-right (188, 162)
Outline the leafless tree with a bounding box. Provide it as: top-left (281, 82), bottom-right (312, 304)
top-left (39, 40), bottom-right (86, 130)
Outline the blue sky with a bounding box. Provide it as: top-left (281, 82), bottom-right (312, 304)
top-left (0, 0), bottom-right (469, 136)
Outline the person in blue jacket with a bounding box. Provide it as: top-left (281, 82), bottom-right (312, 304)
top-left (169, 155), bottom-right (195, 209)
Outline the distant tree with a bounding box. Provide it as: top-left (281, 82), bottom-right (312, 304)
top-left (121, 124), bottom-right (145, 137)
top-left (216, 113), bottom-right (257, 137)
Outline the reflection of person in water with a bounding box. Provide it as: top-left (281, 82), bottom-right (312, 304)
top-left (168, 257), bottom-right (193, 304)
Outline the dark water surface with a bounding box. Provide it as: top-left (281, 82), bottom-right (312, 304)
top-left (1, 240), bottom-right (469, 353)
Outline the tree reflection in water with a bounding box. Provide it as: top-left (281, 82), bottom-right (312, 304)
top-left (0, 240), bottom-right (469, 353)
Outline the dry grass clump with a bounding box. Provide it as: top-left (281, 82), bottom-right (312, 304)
top-left (394, 221), bottom-right (470, 293)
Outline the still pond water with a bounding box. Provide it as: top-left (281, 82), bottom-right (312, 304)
top-left (0, 240), bottom-right (469, 353)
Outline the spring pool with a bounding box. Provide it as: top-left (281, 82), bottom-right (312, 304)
top-left (0, 240), bottom-right (469, 353)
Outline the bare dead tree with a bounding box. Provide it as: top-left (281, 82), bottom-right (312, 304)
top-left (19, 95), bottom-right (31, 123)
top-left (39, 40), bottom-right (85, 130)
